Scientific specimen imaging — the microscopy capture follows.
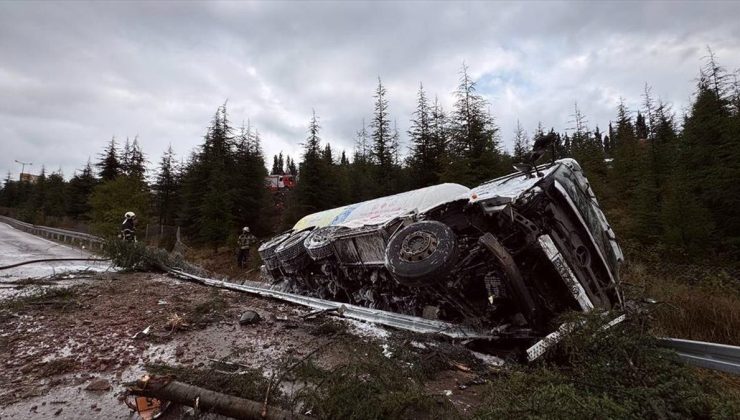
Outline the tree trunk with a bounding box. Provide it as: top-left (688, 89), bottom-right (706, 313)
top-left (127, 377), bottom-right (308, 420)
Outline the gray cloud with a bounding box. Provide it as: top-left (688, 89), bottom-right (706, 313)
top-left (1, 1), bottom-right (739, 181)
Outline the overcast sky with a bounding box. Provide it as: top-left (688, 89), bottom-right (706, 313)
top-left (1, 1), bottom-right (739, 181)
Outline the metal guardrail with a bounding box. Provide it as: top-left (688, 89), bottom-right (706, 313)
top-left (0, 215), bottom-right (104, 251)
top-left (5, 216), bottom-right (737, 372)
top-left (659, 337), bottom-right (740, 374)
top-left (168, 268), bottom-right (495, 340)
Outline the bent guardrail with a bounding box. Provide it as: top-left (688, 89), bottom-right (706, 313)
top-left (0, 215), bottom-right (104, 251)
top-left (659, 337), bottom-right (740, 375)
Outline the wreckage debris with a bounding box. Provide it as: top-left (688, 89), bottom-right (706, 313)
top-left (239, 310), bottom-right (261, 325)
top-left (258, 159), bottom-right (625, 359)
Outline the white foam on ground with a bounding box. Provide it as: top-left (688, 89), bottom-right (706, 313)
top-left (344, 318), bottom-right (390, 340)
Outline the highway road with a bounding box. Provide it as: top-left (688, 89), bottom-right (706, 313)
top-left (0, 221), bottom-right (110, 282)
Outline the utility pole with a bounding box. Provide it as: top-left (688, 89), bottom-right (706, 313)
top-left (14, 160), bottom-right (32, 181)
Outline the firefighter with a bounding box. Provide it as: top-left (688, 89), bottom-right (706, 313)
top-left (237, 227), bottom-right (256, 268)
top-left (121, 211), bottom-right (137, 242)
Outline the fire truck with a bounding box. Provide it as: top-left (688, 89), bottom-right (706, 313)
top-left (265, 174), bottom-right (297, 191)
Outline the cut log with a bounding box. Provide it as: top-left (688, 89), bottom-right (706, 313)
top-left (127, 377), bottom-right (308, 420)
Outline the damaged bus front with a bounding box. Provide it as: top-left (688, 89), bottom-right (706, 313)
top-left (259, 158), bottom-right (623, 358)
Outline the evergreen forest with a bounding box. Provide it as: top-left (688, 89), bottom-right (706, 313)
top-left (2, 53), bottom-right (739, 262)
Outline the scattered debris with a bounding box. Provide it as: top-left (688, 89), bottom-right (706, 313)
top-left (132, 325), bottom-right (151, 339)
top-left (239, 310), bottom-right (261, 325)
top-left (301, 304), bottom-right (346, 319)
top-left (381, 343), bottom-right (393, 358)
top-left (165, 313), bottom-right (187, 331)
top-left (84, 378), bottom-right (111, 392)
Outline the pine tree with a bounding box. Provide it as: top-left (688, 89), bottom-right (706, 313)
top-left (231, 123), bottom-right (268, 235)
top-left (390, 120), bottom-right (401, 167)
top-left (567, 104), bottom-right (608, 197)
top-left (512, 120), bottom-right (530, 161)
top-left (178, 104), bottom-right (236, 246)
top-left (97, 137), bottom-right (120, 181)
top-left (271, 154), bottom-right (281, 175)
top-left (430, 96), bottom-right (448, 170)
top-left (370, 77), bottom-right (394, 193)
top-left (286, 110), bottom-right (330, 222)
top-left (44, 170), bottom-right (67, 218)
top-left (19, 167), bottom-right (48, 223)
top-left (669, 55), bottom-right (740, 251)
top-left (66, 160), bottom-right (97, 220)
top-left (350, 120), bottom-right (375, 202)
top-left (407, 83), bottom-right (438, 187)
top-left (0, 172), bottom-right (19, 208)
top-left (611, 100), bottom-right (640, 202)
top-left (444, 63), bottom-right (502, 185)
top-left (128, 137), bottom-right (146, 181)
top-left (153, 145), bottom-right (180, 226)
top-left (120, 138), bottom-right (132, 175)
top-left (322, 143), bottom-right (334, 164)
top-left (287, 157), bottom-right (298, 176)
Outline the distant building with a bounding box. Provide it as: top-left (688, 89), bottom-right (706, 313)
top-left (19, 173), bottom-right (39, 183)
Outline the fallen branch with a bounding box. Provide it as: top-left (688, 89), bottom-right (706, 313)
top-left (263, 342), bottom-right (333, 416)
top-left (126, 376), bottom-right (308, 420)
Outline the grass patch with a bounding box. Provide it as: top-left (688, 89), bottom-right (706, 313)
top-left (293, 341), bottom-right (459, 420)
top-left (0, 286), bottom-right (83, 312)
top-left (308, 318), bottom-right (350, 337)
top-left (473, 312), bottom-right (740, 419)
top-left (620, 247), bottom-right (740, 345)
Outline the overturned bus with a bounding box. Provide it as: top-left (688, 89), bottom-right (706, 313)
top-left (259, 159), bottom-right (624, 358)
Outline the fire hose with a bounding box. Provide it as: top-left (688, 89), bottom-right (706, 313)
top-left (0, 258), bottom-right (111, 270)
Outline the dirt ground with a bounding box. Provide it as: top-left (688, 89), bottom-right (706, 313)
top-left (0, 271), bottom-right (499, 419)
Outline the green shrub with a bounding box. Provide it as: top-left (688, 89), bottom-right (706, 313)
top-left (474, 312), bottom-right (740, 419)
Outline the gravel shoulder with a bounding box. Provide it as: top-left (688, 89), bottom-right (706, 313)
top-left (0, 272), bottom-right (491, 419)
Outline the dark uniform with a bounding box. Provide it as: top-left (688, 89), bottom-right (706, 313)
top-left (121, 217), bottom-right (136, 242)
top-left (237, 231), bottom-right (257, 268)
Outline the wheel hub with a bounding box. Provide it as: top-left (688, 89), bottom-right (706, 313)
top-left (400, 230), bottom-right (438, 262)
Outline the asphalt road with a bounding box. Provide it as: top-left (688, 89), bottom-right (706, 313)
top-left (0, 221), bottom-right (110, 282)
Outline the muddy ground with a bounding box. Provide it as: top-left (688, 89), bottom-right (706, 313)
top-left (0, 271), bottom-right (500, 419)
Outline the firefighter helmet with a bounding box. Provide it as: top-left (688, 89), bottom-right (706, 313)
top-left (125, 211), bottom-right (136, 219)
